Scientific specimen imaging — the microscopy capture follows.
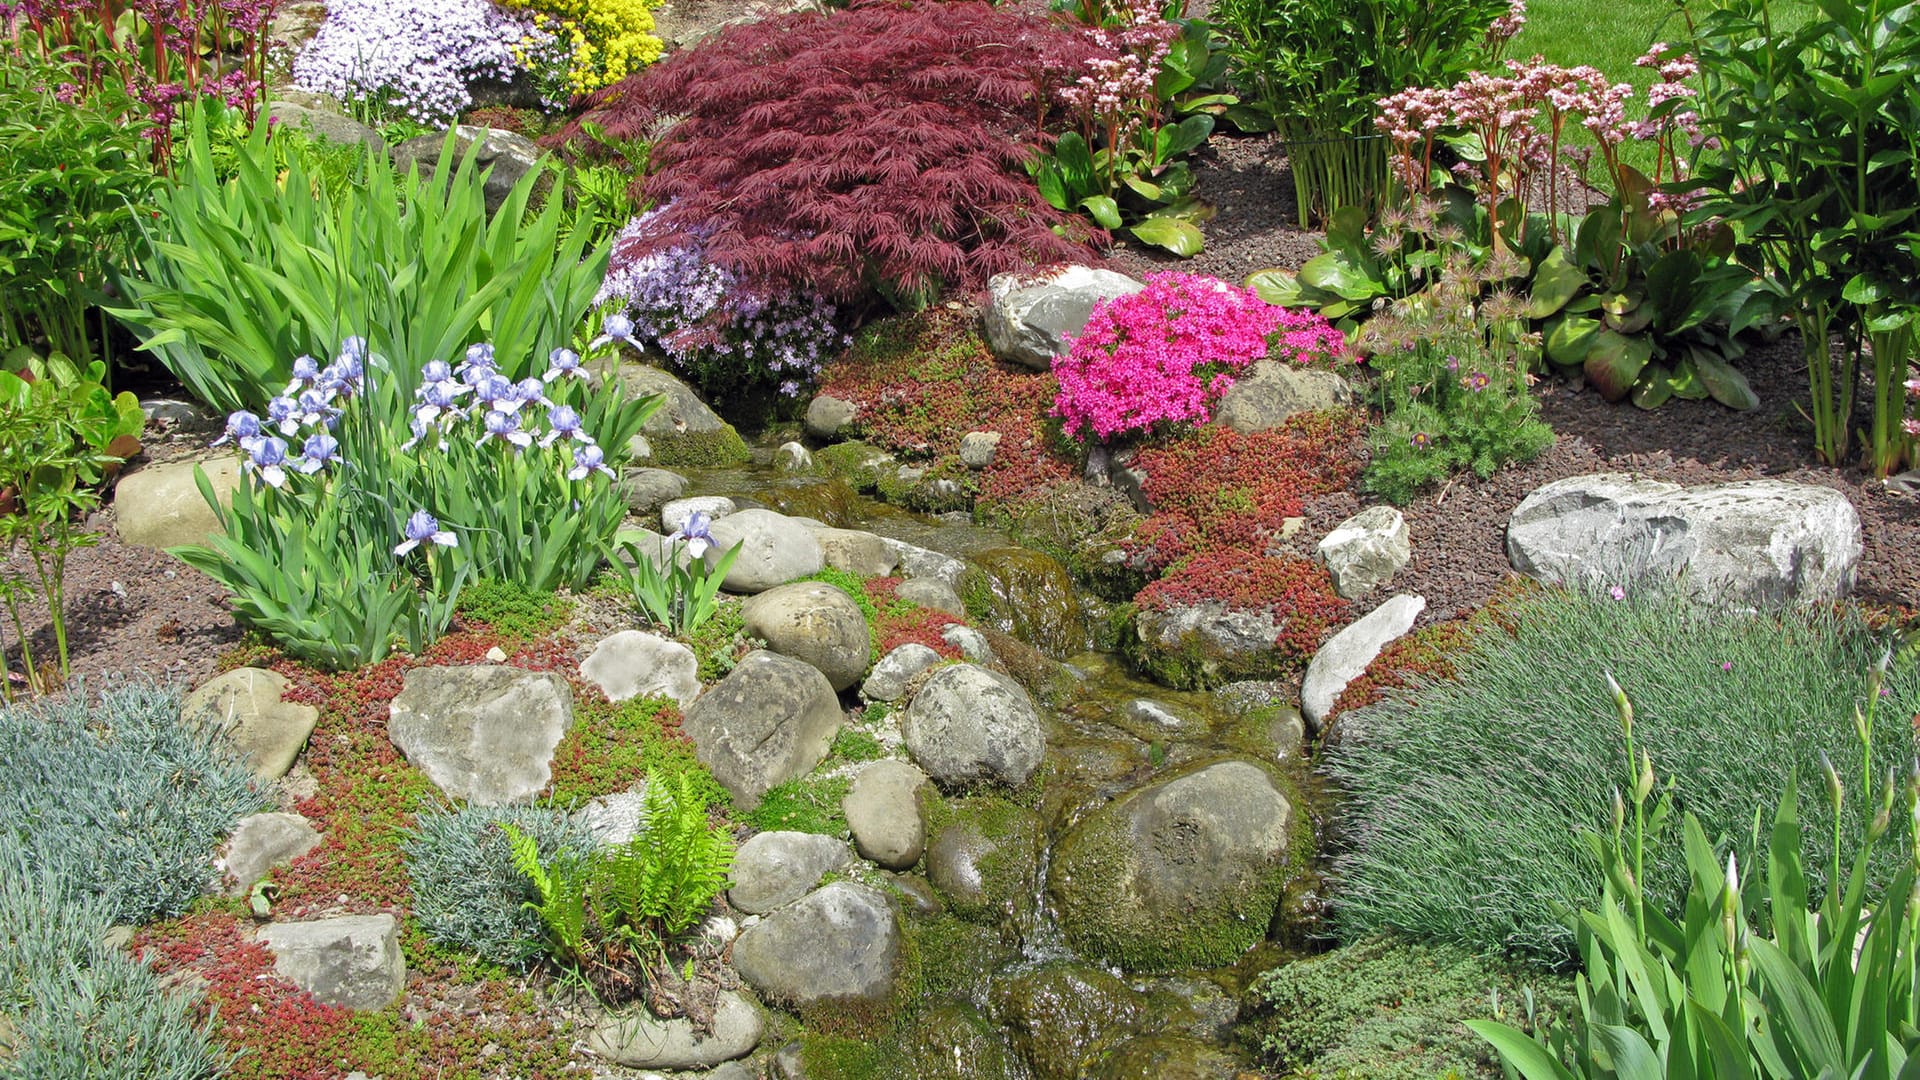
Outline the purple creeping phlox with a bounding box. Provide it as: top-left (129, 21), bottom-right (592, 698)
top-left (1051, 272), bottom-right (1343, 441)
top-left (291, 0), bottom-right (539, 123)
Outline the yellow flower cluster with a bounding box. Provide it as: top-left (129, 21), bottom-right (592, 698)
top-left (507, 0), bottom-right (664, 97)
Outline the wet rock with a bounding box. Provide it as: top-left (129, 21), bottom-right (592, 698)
top-left (729, 831), bottom-right (854, 914)
top-left (1506, 473), bottom-right (1862, 605)
top-left (991, 962), bottom-right (1147, 1080)
top-left (183, 667), bottom-right (319, 781)
top-left (1127, 602), bottom-right (1287, 690)
top-left (1315, 505), bottom-right (1410, 599)
top-left (620, 466), bottom-right (687, 516)
top-left (960, 547), bottom-right (1094, 658)
top-left (387, 666), bottom-right (572, 806)
top-left (587, 991), bottom-right (762, 1068)
top-left (903, 999), bottom-right (1023, 1080)
top-left (258, 914), bottom-right (404, 1011)
top-left (925, 797), bottom-right (1043, 925)
top-left (742, 581), bottom-right (871, 691)
top-left (580, 630), bottom-right (701, 709)
top-left (983, 266), bottom-right (1143, 370)
top-left (662, 495), bottom-right (737, 534)
top-left (810, 526), bottom-right (900, 578)
top-left (882, 871), bottom-right (943, 918)
top-left (862, 643), bottom-right (942, 702)
top-left (903, 664), bottom-right (1044, 788)
top-left (896, 577), bottom-right (965, 617)
top-left (682, 651), bottom-right (843, 810)
top-left (774, 441), bottom-right (813, 471)
top-left (114, 457), bottom-right (241, 550)
top-left (1086, 1035), bottom-right (1241, 1080)
top-left (753, 480), bottom-right (864, 528)
top-left (805, 394), bottom-right (858, 440)
top-left (731, 882), bottom-right (903, 1006)
top-left (219, 813), bottom-right (321, 896)
top-left (390, 126), bottom-right (545, 215)
top-left (1048, 759), bottom-right (1294, 971)
top-left (1301, 593), bottom-right (1425, 733)
top-left (616, 363), bottom-right (751, 466)
top-left (1213, 361), bottom-right (1355, 433)
top-left (880, 537), bottom-right (967, 588)
top-left (706, 509), bottom-right (825, 593)
top-left (959, 431), bottom-right (1002, 469)
top-left (843, 760), bottom-right (929, 870)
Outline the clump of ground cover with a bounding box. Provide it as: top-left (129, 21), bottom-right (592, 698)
top-left (1325, 583), bottom-right (1920, 961)
top-left (1243, 937), bottom-right (1569, 1080)
top-left (545, 692), bottom-right (726, 808)
top-left (404, 803), bottom-right (599, 967)
top-left (454, 578), bottom-right (573, 640)
top-left (0, 681), bottom-right (265, 924)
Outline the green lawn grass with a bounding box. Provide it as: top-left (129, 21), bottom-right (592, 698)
top-left (1509, 0), bottom-right (1817, 181)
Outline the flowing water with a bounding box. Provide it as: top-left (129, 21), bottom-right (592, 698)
top-left (686, 458), bottom-right (1326, 1078)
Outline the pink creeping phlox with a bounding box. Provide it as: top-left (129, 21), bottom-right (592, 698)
top-left (1052, 272), bottom-right (1344, 441)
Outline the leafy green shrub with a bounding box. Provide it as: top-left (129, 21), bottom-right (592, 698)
top-left (114, 114), bottom-right (604, 414)
top-left (403, 803), bottom-right (598, 968)
top-left (0, 49), bottom-right (160, 367)
top-left (1324, 585), bottom-right (1920, 961)
top-left (0, 859), bottom-right (233, 1080)
top-left (1245, 937), bottom-right (1569, 1079)
top-left (0, 682), bottom-right (265, 925)
top-left (454, 578), bottom-right (573, 638)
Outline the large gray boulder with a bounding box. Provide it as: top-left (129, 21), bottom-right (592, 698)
top-left (731, 882), bottom-right (903, 1007)
top-left (587, 991), bottom-right (762, 1069)
top-left (1128, 602), bottom-right (1288, 690)
top-left (618, 363), bottom-right (731, 436)
top-left (843, 760), bottom-right (929, 870)
top-left (390, 126), bottom-right (545, 215)
top-left (902, 664), bottom-right (1044, 789)
top-left (1048, 760), bottom-right (1294, 971)
top-left (1505, 474), bottom-right (1862, 606)
top-left (742, 581), bottom-right (871, 691)
top-left (115, 457), bottom-right (241, 550)
top-left (1301, 593), bottom-right (1425, 732)
top-left (880, 537), bottom-right (967, 589)
top-left (218, 812), bottom-right (321, 896)
top-left (386, 666), bottom-right (572, 805)
top-left (579, 630), bottom-right (701, 708)
top-left (728, 830), bottom-right (855, 915)
top-left (705, 509), bottom-right (825, 594)
top-left (1213, 361), bottom-right (1355, 433)
top-left (862, 642), bottom-right (943, 702)
top-left (983, 266), bottom-right (1143, 370)
top-left (1315, 506), bottom-right (1411, 599)
top-left (620, 467), bottom-right (687, 516)
top-left (266, 100), bottom-right (382, 149)
top-left (681, 651), bottom-right (843, 810)
top-left (258, 914), bottom-right (405, 1010)
top-left (810, 527), bottom-right (900, 579)
top-left (183, 667), bottom-right (318, 781)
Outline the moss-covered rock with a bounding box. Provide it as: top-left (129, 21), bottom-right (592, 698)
top-left (1119, 602), bottom-right (1289, 690)
top-left (811, 441), bottom-right (896, 492)
top-left (921, 795), bottom-right (1043, 927)
top-left (875, 457), bottom-right (974, 513)
top-left (646, 425), bottom-right (752, 468)
top-left (988, 961), bottom-right (1164, 1080)
top-left (901, 1000), bottom-right (1024, 1080)
top-left (1047, 759), bottom-right (1305, 972)
top-left (1086, 1034), bottom-right (1242, 1080)
top-left (959, 547), bottom-right (1094, 659)
top-left (990, 482), bottom-right (1147, 604)
top-left (751, 479), bottom-right (866, 527)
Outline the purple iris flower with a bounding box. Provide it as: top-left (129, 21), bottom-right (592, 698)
top-left (320, 352), bottom-right (365, 397)
top-left (668, 510), bottom-right (716, 559)
top-left (266, 395), bottom-right (301, 436)
top-left (541, 405), bottom-right (590, 447)
top-left (284, 355), bottom-right (321, 396)
top-left (295, 388), bottom-right (340, 429)
top-left (292, 433), bottom-right (340, 474)
top-left (514, 377), bottom-right (549, 409)
top-left (393, 510), bottom-right (457, 556)
top-left (543, 347), bottom-right (584, 382)
top-left (566, 443), bottom-right (616, 480)
top-left (215, 409), bottom-right (263, 449)
top-left (474, 373), bottom-right (519, 413)
top-left (413, 380), bottom-right (466, 427)
top-left (421, 360), bottom-right (456, 386)
top-left (245, 435), bottom-right (290, 489)
top-left (590, 312), bottom-right (637, 351)
top-left (338, 337), bottom-right (368, 364)
top-left (465, 343), bottom-right (495, 366)
top-left (478, 409), bottom-right (533, 450)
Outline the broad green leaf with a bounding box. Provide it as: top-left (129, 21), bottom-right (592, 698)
top-left (1584, 330), bottom-right (1654, 401)
top-left (1693, 353), bottom-right (1759, 410)
top-left (1464, 1020), bottom-right (1577, 1080)
top-left (1594, 1023), bottom-right (1668, 1080)
top-left (1245, 269), bottom-right (1305, 306)
top-left (1749, 937), bottom-right (1846, 1074)
top-left (1526, 246), bottom-right (1588, 318)
top-left (1298, 250), bottom-right (1383, 301)
top-left (1079, 195), bottom-right (1122, 230)
top-left (1547, 315), bottom-right (1601, 367)
top-left (1128, 217), bottom-right (1204, 256)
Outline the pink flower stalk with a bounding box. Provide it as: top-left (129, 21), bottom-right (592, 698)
top-left (1052, 273), bottom-right (1340, 441)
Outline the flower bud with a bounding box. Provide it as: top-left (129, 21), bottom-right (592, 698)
top-left (1612, 787), bottom-right (1625, 835)
top-left (1635, 751), bottom-right (1656, 804)
top-left (1605, 671), bottom-right (1633, 738)
top-left (1821, 750), bottom-right (1844, 813)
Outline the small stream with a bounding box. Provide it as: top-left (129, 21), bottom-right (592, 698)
top-left (687, 455), bottom-right (1326, 1078)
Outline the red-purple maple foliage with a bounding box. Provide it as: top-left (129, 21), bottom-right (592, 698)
top-left (557, 0), bottom-right (1105, 304)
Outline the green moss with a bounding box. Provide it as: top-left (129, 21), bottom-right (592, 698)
top-left (811, 441), bottom-right (894, 492)
top-left (453, 578), bottom-right (572, 639)
top-left (689, 598), bottom-right (758, 682)
top-left (739, 772), bottom-right (851, 835)
top-left (1117, 607), bottom-right (1284, 691)
top-left (546, 695), bottom-right (729, 809)
top-left (1241, 938), bottom-right (1570, 1080)
top-left (647, 425), bottom-right (751, 467)
top-left (800, 1033), bottom-right (900, 1078)
top-left (831, 725), bottom-right (887, 764)
top-left (921, 794), bottom-right (1043, 926)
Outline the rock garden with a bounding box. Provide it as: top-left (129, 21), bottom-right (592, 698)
top-left (2, 0), bottom-right (1919, 1077)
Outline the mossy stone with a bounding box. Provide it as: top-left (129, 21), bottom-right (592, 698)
top-left (901, 1000), bottom-right (1024, 1080)
top-left (1084, 1034), bottom-right (1241, 1080)
top-left (989, 961), bottom-right (1156, 1080)
top-left (1119, 603), bottom-right (1289, 690)
top-left (752, 479), bottom-right (864, 528)
top-left (922, 795), bottom-right (1043, 927)
top-left (811, 441), bottom-right (895, 492)
top-left (958, 547), bottom-right (1093, 659)
top-left (647, 425), bottom-right (752, 468)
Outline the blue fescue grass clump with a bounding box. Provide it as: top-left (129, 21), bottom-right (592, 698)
top-left (0, 853), bottom-right (234, 1079)
top-left (0, 681), bottom-right (266, 926)
top-left (1323, 583), bottom-right (1920, 964)
top-left (402, 802), bottom-right (598, 967)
